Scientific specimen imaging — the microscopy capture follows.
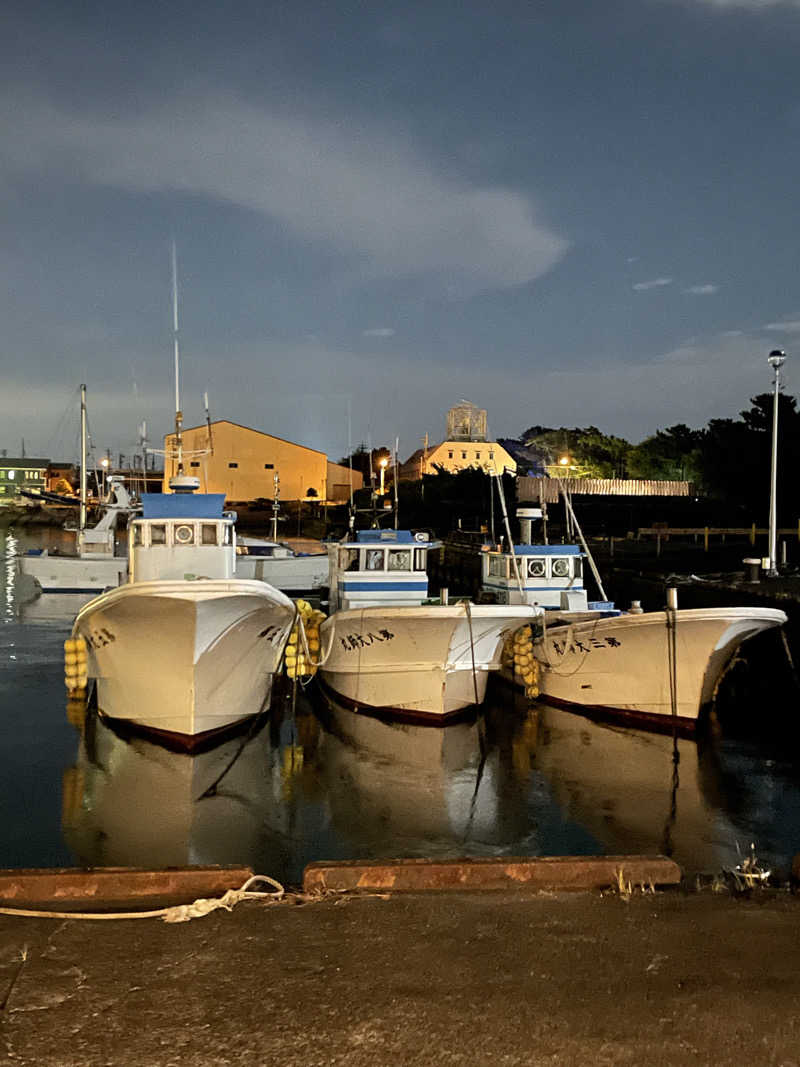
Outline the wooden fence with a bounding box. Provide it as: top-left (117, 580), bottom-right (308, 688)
top-left (518, 477), bottom-right (691, 503)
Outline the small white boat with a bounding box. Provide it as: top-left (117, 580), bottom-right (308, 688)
top-left (19, 387), bottom-right (133, 594)
top-left (20, 476), bottom-right (132, 593)
top-left (74, 479), bottom-right (295, 744)
top-left (235, 536), bottom-right (329, 594)
top-left (481, 505), bottom-right (787, 733)
top-left (318, 530), bottom-right (536, 721)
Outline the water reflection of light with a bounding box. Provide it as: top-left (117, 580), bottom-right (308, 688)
top-left (4, 530), bottom-right (18, 620)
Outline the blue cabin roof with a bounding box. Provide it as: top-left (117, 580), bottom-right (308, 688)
top-left (141, 493), bottom-right (226, 520)
top-left (506, 544), bottom-right (582, 556)
top-left (352, 530), bottom-right (418, 545)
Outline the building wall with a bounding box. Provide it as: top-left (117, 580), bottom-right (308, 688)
top-left (423, 440), bottom-right (516, 476)
top-left (0, 458), bottom-right (48, 502)
top-left (163, 421), bottom-right (355, 502)
top-left (325, 460), bottom-right (364, 502)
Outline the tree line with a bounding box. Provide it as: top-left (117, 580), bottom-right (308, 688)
top-left (505, 392), bottom-right (800, 521)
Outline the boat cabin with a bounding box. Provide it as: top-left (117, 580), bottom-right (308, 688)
top-left (129, 490), bottom-right (235, 582)
top-left (481, 544), bottom-right (589, 610)
top-left (328, 529), bottom-right (431, 611)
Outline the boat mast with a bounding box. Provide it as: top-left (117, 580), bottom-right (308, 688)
top-left (80, 384), bottom-right (87, 533)
top-left (491, 471), bottom-right (524, 597)
top-left (556, 479), bottom-right (608, 602)
top-left (172, 241), bottom-right (184, 476)
top-left (393, 437), bottom-right (399, 530)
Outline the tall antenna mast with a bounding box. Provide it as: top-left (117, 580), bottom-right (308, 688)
top-left (393, 437), bottom-right (399, 530)
top-left (172, 240), bottom-right (184, 475)
top-left (80, 384), bottom-right (87, 533)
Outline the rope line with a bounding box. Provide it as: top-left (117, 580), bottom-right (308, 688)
top-left (464, 601), bottom-right (480, 707)
top-left (0, 875), bottom-right (284, 923)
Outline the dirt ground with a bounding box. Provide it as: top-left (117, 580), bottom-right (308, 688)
top-left (1, 888), bottom-right (800, 1066)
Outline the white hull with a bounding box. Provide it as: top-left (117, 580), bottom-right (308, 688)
top-left (74, 579), bottom-right (294, 740)
top-left (20, 553), bottom-right (128, 593)
top-left (319, 604), bottom-right (537, 720)
top-left (529, 607), bottom-right (786, 731)
top-left (234, 554), bottom-right (328, 593)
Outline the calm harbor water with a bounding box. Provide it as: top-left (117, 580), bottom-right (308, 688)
top-left (2, 523), bottom-right (800, 885)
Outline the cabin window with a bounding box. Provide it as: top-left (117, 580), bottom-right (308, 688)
top-left (552, 558), bottom-right (570, 578)
top-left (365, 549), bottom-right (384, 571)
top-left (150, 524), bottom-right (167, 545)
top-left (228, 462), bottom-right (238, 469)
top-left (340, 548), bottom-right (360, 571)
top-left (414, 549), bottom-right (427, 571)
top-left (201, 524), bottom-right (217, 546)
top-left (132, 525), bottom-right (142, 547)
top-left (488, 556), bottom-right (507, 578)
top-left (527, 559), bottom-right (546, 578)
top-left (174, 523), bottom-right (195, 545)
top-left (264, 463), bottom-right (274, 469)
top-left (573, 558), bottom-right (583, 579)
top-left (222, 525), bottom-right (232, 545)
top-left (190, 461), bottom-right (200, 468)
top-left (388, 549), bottom-right (411, 571)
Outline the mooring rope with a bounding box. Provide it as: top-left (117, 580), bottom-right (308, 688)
top-left (0, 875), bottom-right (285, 923)
top-left (661, 602), bottom-right (681, 857)
top-left (464, 601), bottom-right (480, 707)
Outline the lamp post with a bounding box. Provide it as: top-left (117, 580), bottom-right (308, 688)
top-left (379, 457), bottom-right (388, 496)
top-left (100, 456), bottom-right (110, 499)
top-left (767, 349), bottom-right (787, 578)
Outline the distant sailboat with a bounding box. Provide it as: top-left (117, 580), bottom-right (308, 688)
top-left (19, 385), bottom-right (132, 593)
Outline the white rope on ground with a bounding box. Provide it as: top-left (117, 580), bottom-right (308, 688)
top-left (0, 875), bottom-right (284, 923)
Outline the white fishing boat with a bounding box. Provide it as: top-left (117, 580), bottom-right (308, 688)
top-left (235, 536), bottom-right (329, 594)
top-left (19, 386), bottom-right (133, 594)
top-left (73, 478), bottom-right (295, 743)
top-left (318, 529), bottom-right (536, 721)
top-left (482, 504), bottom-right (787, 734)
top-left (71, 245), bottom-right (295, 745)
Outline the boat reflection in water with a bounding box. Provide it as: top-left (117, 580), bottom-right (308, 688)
top-left (529, 702), bottom-right (747, 875)
top-left (62, 687), bottom-right (330, 879)
top-left (59, 678), bottom-right (796, 884)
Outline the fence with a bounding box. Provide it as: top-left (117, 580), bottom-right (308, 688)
top-left (518, 477), bottom-right (691, 503)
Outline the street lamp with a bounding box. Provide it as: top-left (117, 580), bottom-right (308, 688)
top-left (100, 456), bottom-right (110, 499)
top-left (767, 348), bottom-right (787, 577)
top-left (379, 457), bottom-right (388, 496)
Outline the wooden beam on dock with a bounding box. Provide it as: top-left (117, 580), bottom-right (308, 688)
top-left (303, 856), bottom-right (682, 893)
top-left (0, 866), bottom-right (254, 907)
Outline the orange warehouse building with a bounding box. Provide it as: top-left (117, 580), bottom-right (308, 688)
top-left (163, 420), bottom-right (362, 503)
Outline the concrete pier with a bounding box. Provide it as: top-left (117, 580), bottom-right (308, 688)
top-left (1, 888), bottom-right (800, 1064)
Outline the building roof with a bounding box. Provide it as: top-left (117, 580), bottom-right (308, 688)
top-left (166, 420), bottom-right (327, 458)
top-left (0, 457), bottom-right (49, 467)
top-left (141, 493), bottom-right (226, 519)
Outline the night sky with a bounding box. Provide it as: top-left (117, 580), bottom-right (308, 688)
top-left (2, 0), bottom-right (799, 462)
